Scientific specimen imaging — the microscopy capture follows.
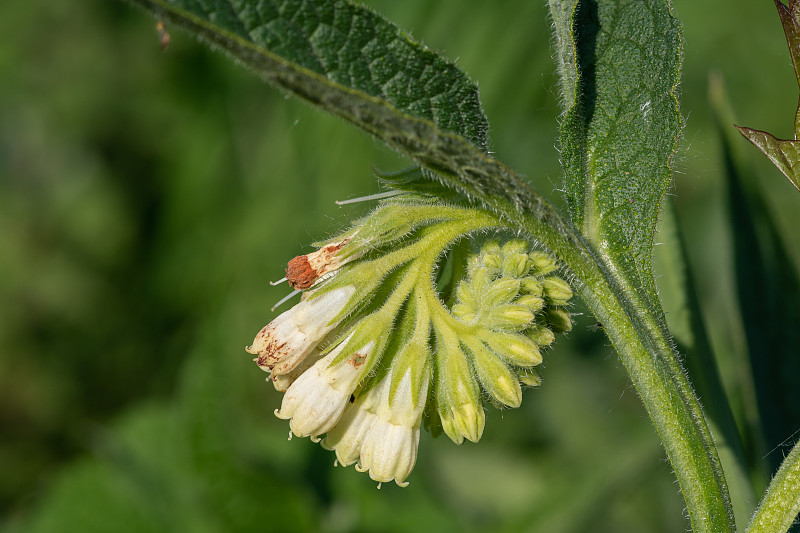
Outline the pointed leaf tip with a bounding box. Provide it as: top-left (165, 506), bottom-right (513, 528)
top-left (736, 126), bottom-right (800, 192)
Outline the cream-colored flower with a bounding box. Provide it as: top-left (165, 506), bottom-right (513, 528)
top-left (360, 371), bottom-right (428, 486)
top-left (324, 368), bottom-right (428, 487)
top-left (246, 286), bottom-right (355, 377)
top-left (275, 335), bottom-right (374, 439)
top-left (270, 349), bottom-right (324, 392)
top-left (250, 204), bottom-right (575, 488)
top-left (322, 396), bottom-right (377, 466)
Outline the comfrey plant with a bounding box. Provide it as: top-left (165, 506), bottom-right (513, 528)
top-left (246, 193), bottom-right (573, 485)
top-left (128, 0), bottom-right (800, 531)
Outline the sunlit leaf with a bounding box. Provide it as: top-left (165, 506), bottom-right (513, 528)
top-left (553, 0), bottom-right (683, 317)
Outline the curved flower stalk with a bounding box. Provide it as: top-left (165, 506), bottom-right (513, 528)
top-left (247, 193), bottom-right (575, 486)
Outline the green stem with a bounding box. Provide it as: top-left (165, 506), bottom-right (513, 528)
top-left (489, 195), bottom-right (735, 532)
top-left (747, 438), bottom-right (800, 533)
top-left (402, 188), bottom-right (734, 531)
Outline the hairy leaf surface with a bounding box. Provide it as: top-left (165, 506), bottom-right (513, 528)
top-left (555, 0), bottom-right (683, 316)
top-left (133, 0), bottom-right (489, 150)
top-left (130, 0), bottom-right (571, 219)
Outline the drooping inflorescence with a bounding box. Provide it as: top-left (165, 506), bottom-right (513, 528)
top-left (246, 193), bottom-right (573, 486)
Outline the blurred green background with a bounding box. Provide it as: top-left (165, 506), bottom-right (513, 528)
top-left (1, 0), bottom-right (799, 531)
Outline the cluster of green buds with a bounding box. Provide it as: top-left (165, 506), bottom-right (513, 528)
top-left (246, 193), bottom-right (573, 487)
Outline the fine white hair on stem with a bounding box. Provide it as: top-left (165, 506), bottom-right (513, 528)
top-left (335, 190), bottom-right (403, 205)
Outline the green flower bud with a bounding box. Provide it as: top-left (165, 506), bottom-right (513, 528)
top-left (545, 308), bottom-right (573, 333)
top-left (520, 277), bottom-right (544, 297)
top-left (502, 252), bottom-right (529, 278)
top-left (543, 277), bottom-right (573, 306)
top-left (481, 240), bottom-right (502, 259)
top-left (528, 251), bottom-right (558, 276)
top-left (468, 339), bottom-right (522, 408)
top-left (484, 278), bottom-right (521, 307)
top-left (481, 251), bottom-right (503, 272)
top-left (454, 281), bottom-right (477, 311)
top-left (526, 324), bottom-right (555, 347)
top-left (451, 303), bottom-right (476, 322)
top-left (481, 330), bottom-right (543, 367)
top-left (435, 329), bottom-right (484, 445)
top-left (501, 239), bottom-right (528, 257)
top-left (439, 399), bottom-right (485, 445)
top-left (487, 304), bottom-right (535, 330)
top-left (518, 367), bottom-right (542, 387)
top-left (470, 267), bottom-right (492, 298)
top-left (516, 294), bottom-right (545, 314)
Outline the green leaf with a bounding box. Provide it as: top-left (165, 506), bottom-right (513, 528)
top-left (775, 0), bottom-right (800, 96)
top-left (736, 0), bottom-right (800, 192)
top-left (129, 0), bottom-right (567, 219)
top-left (550, 2), bottom-right (735, 531)
top-left (712, 73), bottom-right (800, 532)
top-left (735, 127), bottom-right (800, 192)
top-left (558, 0), bottom-right (683, 316)
top-left (134, 0), bottom-right (489, 150)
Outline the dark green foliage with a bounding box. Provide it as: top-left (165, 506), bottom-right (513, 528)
top-left (555, 0), bottom-right (683, 316)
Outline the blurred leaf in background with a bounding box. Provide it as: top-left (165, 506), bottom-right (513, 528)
top-left (1, 0), bottom-right (799, 532)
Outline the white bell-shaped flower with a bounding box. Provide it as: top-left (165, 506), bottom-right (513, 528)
top-left (322, 396), bottom-right (377, 466)
top-left (276, 335), bottom-right (374, 439)
top-left (246, 286), bottom-right (355, 377)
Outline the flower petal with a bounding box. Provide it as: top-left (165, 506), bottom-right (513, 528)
top-left (247, 286), bottom-right (354, 375)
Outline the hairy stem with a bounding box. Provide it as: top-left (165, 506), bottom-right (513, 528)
top-left (747, 439), bottom-right (800, 533)
top-left (489, 193), bottom-right (735, 532)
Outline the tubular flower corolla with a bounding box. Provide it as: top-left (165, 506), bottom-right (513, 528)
top-left (247, 193), bottom-right (574, 486)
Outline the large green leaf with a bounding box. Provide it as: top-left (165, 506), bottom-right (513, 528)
top-left (135, 0), bottom-right (489, 150)
top-left (557, 0), bottom-right (683, 317)
top-left (129, 0), bottom-right (566, 218)
top-left (549, 2), bottom-right (734, 531)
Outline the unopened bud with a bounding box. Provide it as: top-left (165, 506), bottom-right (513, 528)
top-left (482, 331), bottom-right (543, 367)
top-left (516, 294), bottom-right (545, 314)
top-left (501, 240), bottom-right (528, 256)
top-left (481, 251), bottom-right (502, 272)
top-left (528, 251), bottom-right (557, 276)
top-left (502, 252), bottom-right (529, 278)
top-left (518, 367), bottom-right (542, 387)
top-left (436, 338), bottom-right (484, 445)
top-left (543, 277), bottom-right (573, 306)
top-left (520, 278), bottom-right (544, 297)
top-left (487, 304), bottom-right (535, 330)
top-left (545, 308), bottom-right (573, 333)
top-left (470, 340), bottom-right (522, 408)
top-left (526, 324), bottom-right (555, 347)
top-left (484, 278), bottom-right (521, 307)
top-left (440, 401), bottom-right (485, 444)
top-left (481, 240), bottom-right (502, 258)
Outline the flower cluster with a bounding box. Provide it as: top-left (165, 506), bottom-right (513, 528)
top-left (246, 195), bottom-right (573, 486)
